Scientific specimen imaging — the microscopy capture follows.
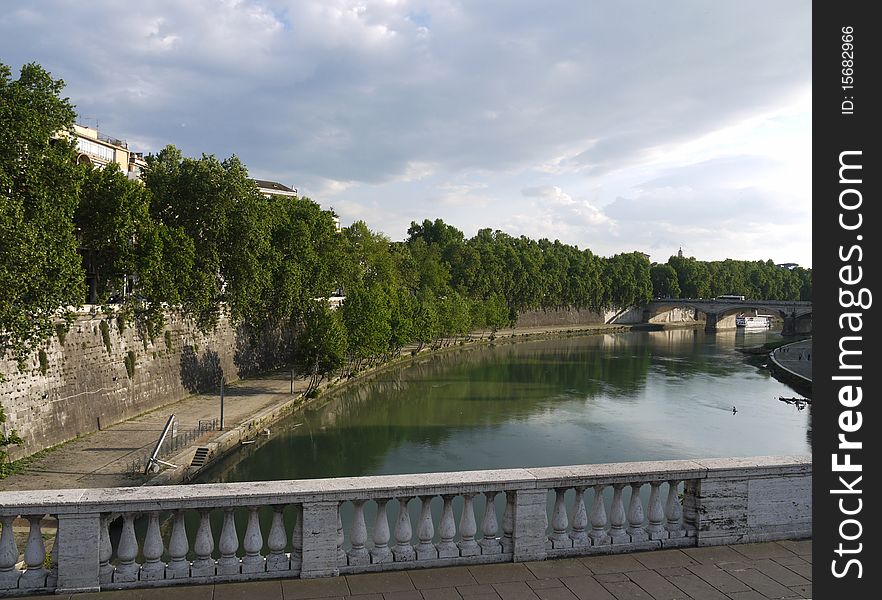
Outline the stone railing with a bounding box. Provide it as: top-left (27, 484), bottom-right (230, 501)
top-left (0, 455), bottom-right (810, 595)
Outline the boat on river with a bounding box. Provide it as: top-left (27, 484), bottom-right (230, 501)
top-left (736, 313), bottom-right (773, 329)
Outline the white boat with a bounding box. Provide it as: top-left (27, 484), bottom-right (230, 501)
top-left (735, 313), bottom-right (772, 329)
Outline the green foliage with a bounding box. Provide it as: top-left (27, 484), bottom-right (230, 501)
top-left (164, 330), bottom-right (173, 350)
top-left (55, 322), bottom-right (69, 346)
top-left (0, 406), bottom-right (24, 472)
top-left (1, 62), bottom-right (85, 368)
top-left (299, 301), bottom-right (348, 393)
top-left (99, 320), bottom-right (111, 354)
top-left (38, 349), bottom-right (49, 374)
top-left (124, 350), bottom-right (136, 378)
top-left (650, 264), bottom-right (681, 299)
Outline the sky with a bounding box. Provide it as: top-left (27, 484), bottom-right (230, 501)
top-left (0, 0), bottom-right (812, 267)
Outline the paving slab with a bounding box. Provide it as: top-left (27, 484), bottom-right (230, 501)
top-left (216, 580), bottom-right (284, 600)
top-left (680, 546), bottom-right (746, 565)
top-left (491, 581), bottom-right (540, 600)
top-left (726, 568), bottom-right (801, 599)
top-left (468, 564), bottom-right (536, 584)
top-left (632, 551), bottom-right (696, 570)
top-left (730, 543), bottom-right (796, 561)
top-left (282, 576), bottom-right (352, 599)
top-left (524, 559), bottom-right (590, 580)
top-left (684, 563), bottom-right (751, 594)
top-left (346, 572), bottom-right (415, 595)
top-left (664, 574), bottom-right (729, 600)
top-left (420, 589), bottom-right (463, 600)
top-left (560, 575), bottom-right (617, 600)
top-left (533, 587), bottom-right (579, 600)
top-left (409, 566), bottom-right (477, 590)
top-left (526, 578), bottom-right (565, 590)
top-left (626, 569), bottom-right (691, 600)
top-left (598, 580), bottom-right (655, 600)
top-left (750, 559), bottom-right (810, 587)
top-left (580, 554), bottom-right (648, 574)
top-left (381, 590), bottom-right (423, 600)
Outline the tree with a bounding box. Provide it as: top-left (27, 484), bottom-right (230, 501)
top-left (1, 62), bottom-right (85, 368)
top-left (650, 264), bottom-right (681, 299)
top-left (299, 301), bottom-right (348, 396)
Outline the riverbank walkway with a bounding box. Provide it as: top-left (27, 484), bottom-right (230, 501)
top-left (13, 540), bottom-right (812, 600)
top-left (0, 323), bottom-right (623, 492)
top-left (769, 339), bottom-right (812, 383)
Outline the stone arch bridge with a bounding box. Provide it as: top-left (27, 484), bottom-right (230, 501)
top-left (644, 299), bottom-right (812, 334)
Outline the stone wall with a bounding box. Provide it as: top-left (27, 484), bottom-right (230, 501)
top-left (517, 305), bottom-right (699, 327)
top-left (1, 308), bottom-right (295, 460)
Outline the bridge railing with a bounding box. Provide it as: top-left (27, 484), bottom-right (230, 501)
top-left (0, 455), bottom-right (810, 595)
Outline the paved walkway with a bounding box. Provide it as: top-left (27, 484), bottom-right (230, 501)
top-left (16, 540), bottom-right (812, 600)
top-left (770, 339), bottom-right (812, 383)
top-left (0, 369), bottom-right (305, 491)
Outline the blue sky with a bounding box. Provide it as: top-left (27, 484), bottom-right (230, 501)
top-left (0, 0), bottom-right (811, 266)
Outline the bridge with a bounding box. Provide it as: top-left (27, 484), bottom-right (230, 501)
top-left (644, 299), bottom-right (812, 334)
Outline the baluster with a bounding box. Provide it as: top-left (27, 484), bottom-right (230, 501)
top-left (242, 506), bottom-right (266, 573)
top-left (167, 510), bottom-right (190, 579)
top-left (336, 504), bottom-right (347, 566)
top-left (141, 511), bottom-right (166, 580)
top-left (97, 515), bottom-right (114, 584)
top-left (392, 497), bottom-right (415, 561)
top-left (549, 488), bottom-right (572, 549)
top-left (647, 481), bottom-right (668, 540)
top-left (627, 483), bottom-right (648, 542)
top-left (588, 485), bottom-right (611, 545)
top-left (46, 533), bottom-right (58, 587)
top-left (113, 513), bottom-right (139, 583)
top-left (457, 493), bottom-right (479, 557)
top-left (569, 486), bottom-right (589, 548)
top-left (608, 484), bottom-right (628, 544)
top-left (370, 498), bottom-right (392, 563)
top-left (348, 500), bottom-right (370, 565)
top-left (17, 514), bottom-right (47, 588)
top-left (191, 509), bottom-right (216, 577)
top-left (291, 504), bottom-right (303, 573)
top-left (436, 494), bottom-right (458, 558)
top-left (479, 491), bottom-right (501, 554)
top-left (415, 496), bottom-right (437, 560)
top-left (0, 516), bottom-right (20, 589)
top-left (500, 492), bottom-right (515, 554)
top-left (665, 480), bottom-right (685, 538)
top-left (266, 505), bottom-right (290, 571)
top-left (217, 507), bottom-right (240, 575)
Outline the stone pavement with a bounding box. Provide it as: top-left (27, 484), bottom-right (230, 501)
top-left (770, 339), bottom-right (812, 383)
top-left (0, 369), bottom-right (305, 491)
top-left (16, 540), bottom-right (812, 600)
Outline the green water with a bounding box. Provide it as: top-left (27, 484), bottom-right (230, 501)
top-left (199, 328), bottom-right (810, 483)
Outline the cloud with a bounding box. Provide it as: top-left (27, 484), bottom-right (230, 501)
top-left (521, 186), bottom-right (609, 226)
top-left (0, 0), bottom-right (811, 265)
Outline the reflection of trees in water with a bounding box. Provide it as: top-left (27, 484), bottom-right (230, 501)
top-left (198, 330), bottom-right (767, 483)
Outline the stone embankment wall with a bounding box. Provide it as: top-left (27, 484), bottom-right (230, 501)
top-left (1, 308), bottom-right (295, 460)
top-left (517, 305), bottom-right (700, 327)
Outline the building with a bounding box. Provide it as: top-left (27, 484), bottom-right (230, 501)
top-left (777, 262), bottom-right (799, 270)
top-left (65, 123), bottom-right (146, 181)
top-left (71, 124), bottom-right (130, 171)
top-left (253, 179), bottom-right (298, 199)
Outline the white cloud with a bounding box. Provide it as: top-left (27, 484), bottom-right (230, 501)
top-left (0, 0), bottom-right (811, 265)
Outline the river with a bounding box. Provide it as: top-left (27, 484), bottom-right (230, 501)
top-left (198, 328), bottom-right (810, 484)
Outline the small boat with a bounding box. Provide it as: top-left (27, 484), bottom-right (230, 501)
top-left (736, 313), bottom-right (773, 329)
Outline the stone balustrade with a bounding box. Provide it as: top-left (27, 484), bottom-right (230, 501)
top-left (0, 455), bottom-right (810, 596)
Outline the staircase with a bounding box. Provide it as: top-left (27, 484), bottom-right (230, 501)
top-left (190, 447), bottom-right (210, 468)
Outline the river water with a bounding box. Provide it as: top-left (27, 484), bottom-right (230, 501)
top-left (199, 328), bottom-right (810, 484)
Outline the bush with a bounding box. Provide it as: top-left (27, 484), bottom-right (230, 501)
top-left (124, 350), bottom-right (136, 378)
top-left (38, 350), bottom-right (49, 375)
top-left (99, 320), bottom-right (112, 354)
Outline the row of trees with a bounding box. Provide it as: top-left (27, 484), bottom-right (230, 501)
top-left (651, 257), bottom-right (812, 302)
top-left (2, 62), bottom-right (811, 392)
